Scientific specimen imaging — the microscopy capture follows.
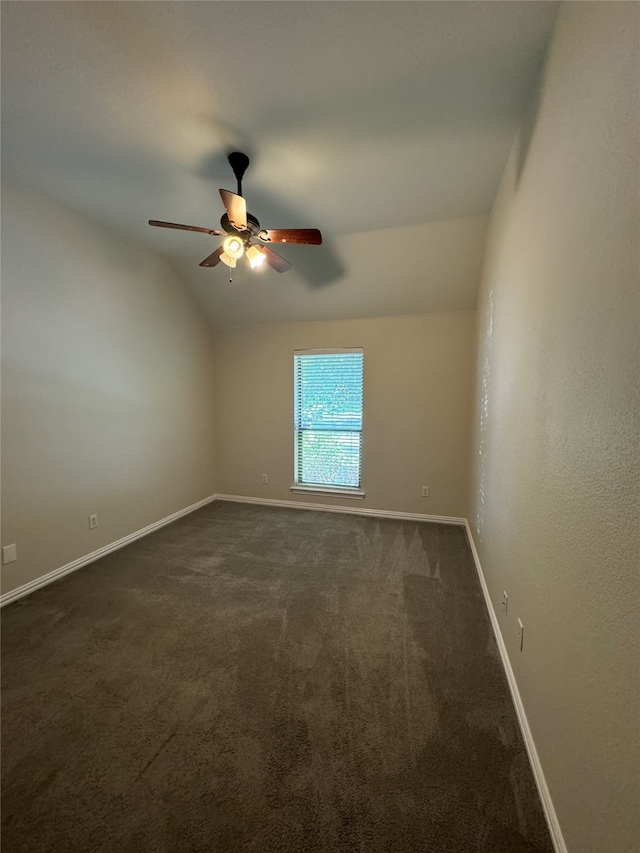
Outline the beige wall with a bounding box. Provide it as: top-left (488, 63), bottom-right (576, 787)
top-left (469, 4), bottom-right (639, 852)
top-left (1, 184), bottom-right (217, 597)
top-left (214, 312), bottom-right (474, 518)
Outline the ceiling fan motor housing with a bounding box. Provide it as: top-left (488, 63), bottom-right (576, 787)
top-left (220, 211), bottom-right (261, 237)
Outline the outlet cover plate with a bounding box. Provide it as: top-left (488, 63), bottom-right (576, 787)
top-left (2, 544), bottom-right (17, 564)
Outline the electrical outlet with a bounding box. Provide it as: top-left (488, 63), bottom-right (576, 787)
top-left (502, 591), bottom-right (508, 616)
top-left (262, 474), bottom-right (268, 484)
top-left (88, 514), bottom-right (98, 530)
top-left (421, 485), bottom-right (430, 497)
top-left (518, 618), bottom-right (524, 651)
top-left (2, 544), bottom-right (17, 565)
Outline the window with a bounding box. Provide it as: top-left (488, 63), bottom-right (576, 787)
top-left (293, 349), bottom-right (364, 495)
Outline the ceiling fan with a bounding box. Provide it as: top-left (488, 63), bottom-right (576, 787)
top-left (149, 152), bottom-right (322, 274)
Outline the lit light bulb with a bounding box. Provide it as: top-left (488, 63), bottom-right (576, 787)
top-left (222, 235), bottom-right (244, 260)
top-left (220, 252), bottom-right (237, 268)
top-left (246, 245), bottom-right (266, 269)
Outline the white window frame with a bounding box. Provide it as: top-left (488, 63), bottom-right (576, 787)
top-left (291, 347), bottom-right (365, 499)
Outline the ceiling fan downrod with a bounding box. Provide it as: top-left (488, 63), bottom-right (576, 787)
top-left (227, 151), bottom-right (250, 197)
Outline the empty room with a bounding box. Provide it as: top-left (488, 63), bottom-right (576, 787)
top-left (1, 2), bottom-right (638, 852)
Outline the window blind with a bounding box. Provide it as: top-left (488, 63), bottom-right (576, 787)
top-left (294, 349), bottom-right (364, 488)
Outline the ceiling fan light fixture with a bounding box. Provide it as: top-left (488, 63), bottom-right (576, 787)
top-left (149, 152), bottom-right (322, 275)
top-left (222, 234), bottom-right (244, 260)
top-left (246, 245), bottom-right (266, 269)
top-left (220, 251), bottom-right (237, 268)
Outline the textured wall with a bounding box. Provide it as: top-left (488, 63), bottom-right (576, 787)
top-left (1, 184), bottom-right (217, 596)
top-left (214, 313), bottom-right (475, 519)
top-left (469, 4), bottom-right (639, 852)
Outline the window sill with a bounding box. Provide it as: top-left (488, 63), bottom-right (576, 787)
top-left (290, 485), bottom-right (366, 499)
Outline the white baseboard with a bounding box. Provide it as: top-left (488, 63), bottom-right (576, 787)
top-left (215, 493), bottom-right (466, 526)
top-left (464, 521), bottom-right (567, 853)
top-left (0, 494), bottom-right (217, 608)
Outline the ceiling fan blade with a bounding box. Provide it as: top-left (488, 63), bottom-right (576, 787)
top-left (261, 246), bottom-right (292, 273)
top-left (199, 247), bottom-right (224, 268)
top-left (258, 229), bottom-right (322, 245)
top-left (149, 220), bottom-right (221, 235)
top-left (219, 189), bottom-right (247, 230)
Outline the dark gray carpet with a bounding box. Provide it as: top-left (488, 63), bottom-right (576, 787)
top-left (1, 501), bottom-right (553, 853)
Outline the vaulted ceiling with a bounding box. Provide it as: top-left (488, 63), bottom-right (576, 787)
top-left (2, 1), bottom-right (558, 328)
